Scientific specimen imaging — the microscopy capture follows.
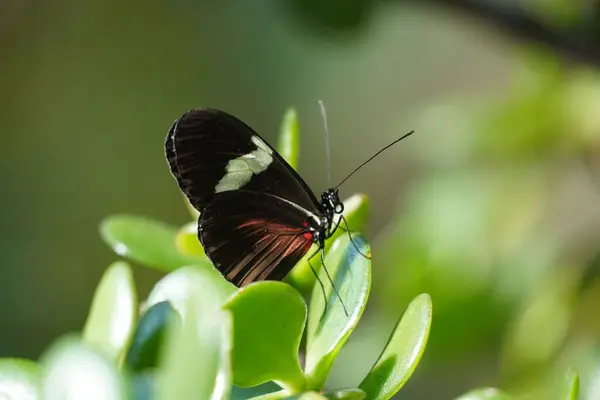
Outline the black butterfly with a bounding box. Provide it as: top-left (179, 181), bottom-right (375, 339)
top-left (165, 108), bottom-right (413, 314)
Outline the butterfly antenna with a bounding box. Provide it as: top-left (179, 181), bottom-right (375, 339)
top-left (318, 100), bottom-right (332, 187)
top-left (334, 130), bottom-right (415, 189)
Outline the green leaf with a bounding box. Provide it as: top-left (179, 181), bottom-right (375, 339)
top-left (299, 394), bottom-right (327, 400)
top-left (286, 194), bottom-right (370, 294)
top-left (251, 390), bottom-right (289, 400)
top-left (562, 369), bottom-right (579, 400)
top-left (359, 293), bottom-right (432, 400)
top-left (0, 358), bottom-right (39, 400)
top-left (40, 335), bottom-right (128, 400)
top-left (284, 392), bottom-right (328, 400)
top-left (279, 389), bottom-right (367, 400)
top-left (100, 214), bottom-right (209, 272)
top-left (182, 193), bottom-right (200, 220)
top-left (453, 387), bottom-right (512, 400)
top-left (125, 301), bottom-right (179, 372)
top-left (145, 266), bottom-right (236, 316)
top-left (321, 388), bottom-right (365, 400)
top-left (132, 373), bottom-right (153, 400)
top-left (223, 281), bottom-right (307, 392)
top-left (305, 233), bottom-right (371, 389)
top-left (175, 222), bottom-right (205, 257)
top-left (83, 261), bottom-right (137, 361)
top-left (277, 107), bottom-right (300, 170)
top-left (501, 270), bottom-right (574, 372)
top-left (231, 381), bottom-right (282, 399)
top-left (155, 268), bottom-right (232, 400)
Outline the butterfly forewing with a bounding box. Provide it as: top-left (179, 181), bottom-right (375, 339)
top-left (166, 108), bottom-right (324, 287)
top-left (166, 108), bottom-right (321, 214)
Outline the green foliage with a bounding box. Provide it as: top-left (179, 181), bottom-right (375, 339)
top-left (305, 234), bottom-right (371, 389)
top-left (224, 282), bottom-right (306, 390)
top-left (0, 358), bottom-right (40, 399)
top-left (562, 369), bottom-right (580, 400)
top-left (367, 52), bottom-right (600, 399)
top-left (358, 294), bottom-right (432, 400)
top-left (0, 107), bottom-right (581, 400)
top-left (175, 221), bottom-right (206, 257)
top-left (145, 266), bottom-right (236, 314)
top-left (40, 335), bottom-right (129, 399)
top-left (277, 107), bottom-right (300, 171)
top-left (83, 261), bottom-right (137, 361)
top-left (100, 215), bottom-right (210, 272)
top-left (453, 388), bottom-right (512, 400)
top-left (154, 268), bottom-right (232, 400)
top-left (283, 388), bottom-right (365, 400)
top-left (125, 301), bottom-right (179, 372)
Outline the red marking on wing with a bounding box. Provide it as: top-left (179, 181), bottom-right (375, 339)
top-left (300, 221), bottom-right (313, 251)
top-left (229, 218), bottom-right (313, 285)
top-left (250, 233), bottom-right (311, 282)
top-left (238, 218), bottom-right (302, 235)
top-left (238, 219), bottom-right (270, 229)
top-left (303, 232), bottom-right (313, 251)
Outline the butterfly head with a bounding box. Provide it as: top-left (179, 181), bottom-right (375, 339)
top-left (321, 188), bottom-right (344, 217)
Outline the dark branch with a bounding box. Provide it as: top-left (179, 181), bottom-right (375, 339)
top-left (411, 0), bottom-right (600, 67)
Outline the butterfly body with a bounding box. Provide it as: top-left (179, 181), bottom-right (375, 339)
top-left (165, 108), bottom-right (344, 287)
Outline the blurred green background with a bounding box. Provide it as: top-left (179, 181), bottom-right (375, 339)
top-left (3, 0), bottom-right (600, 398)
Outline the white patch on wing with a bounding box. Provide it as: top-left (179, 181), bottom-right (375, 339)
top-left (215, 135), bottom-right (274, 193)
top-left (251, 135), bottom-right (273, 155)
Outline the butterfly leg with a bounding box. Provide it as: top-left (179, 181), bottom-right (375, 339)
top-left (339, 215), bottom-right (371, 260)
top-left (320, 248), bottom-right (349, 317)
top-left (328, 212), bottom-right (345, 237)
top-left (307, 248), bottom-right (329, 321)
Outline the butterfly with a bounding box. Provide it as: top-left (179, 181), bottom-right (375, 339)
top-left (165, 107), bottom-right (413, 314)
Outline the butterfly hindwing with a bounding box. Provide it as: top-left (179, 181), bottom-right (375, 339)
top-left (166, 108), bottom-right (321, 214)
top-left (199, 190), bottom-right (320, 286)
